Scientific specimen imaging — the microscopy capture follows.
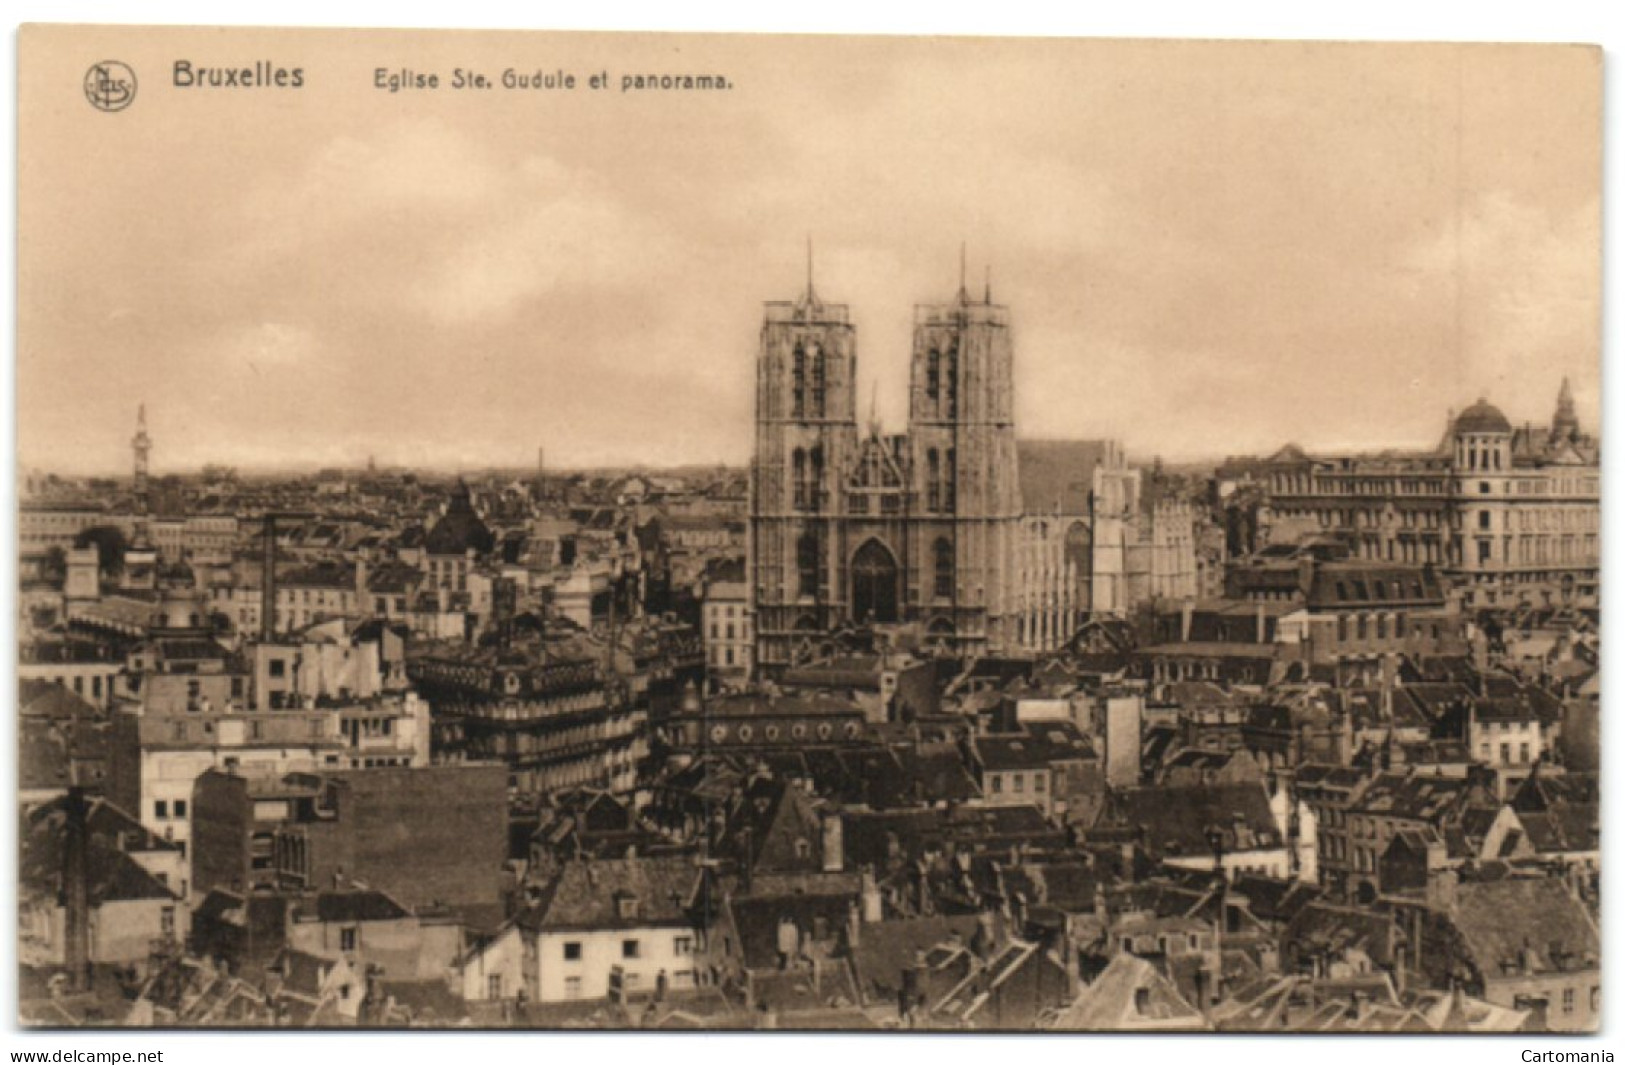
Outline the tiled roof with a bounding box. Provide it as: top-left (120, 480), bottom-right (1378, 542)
top-left (302, 889), bottom-right (413, 924)
top-left (1051, 953), bottom-right (1207, 1030)
top-left (1015, 440), bottom-right (1110, 514)
top-left (525, 856), bottom-right (699, 932)
top-left (1102, 782), bottom-right (1282, 858)
top-left (1450, 878), bottom-right (1599, 976)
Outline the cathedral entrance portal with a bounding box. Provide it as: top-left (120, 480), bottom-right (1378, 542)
top-left (851, 539), bottom-right (901, 624)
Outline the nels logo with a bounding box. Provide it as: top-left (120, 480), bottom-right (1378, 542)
top-left (84, 61), bottom-right (137, 112)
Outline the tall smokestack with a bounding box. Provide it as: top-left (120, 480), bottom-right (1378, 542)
top-left (63, 786), bottom-right (92, 992)
top-left (262, 516), bottom-right (277, 640)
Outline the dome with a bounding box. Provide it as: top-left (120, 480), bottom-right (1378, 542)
top-left (1454, 398), bottom-right (1512, 435)
top-left (424, 482), bottom-right (495, 556)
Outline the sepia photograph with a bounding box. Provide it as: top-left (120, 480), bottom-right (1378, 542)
top-left (11, 21), bottom-right (1603, 1036)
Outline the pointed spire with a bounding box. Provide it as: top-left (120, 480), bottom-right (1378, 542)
top-left (984, 263), bottom-right (992, 304)
top-left (806, 234), bottom-right (815, 301)
top-left (869, 379), bottom-right (879, 433)
top-left (957, 241), bottom-right (969, 303)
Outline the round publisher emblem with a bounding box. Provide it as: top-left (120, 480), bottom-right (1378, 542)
top-left (84, 61), bottom-right (137, 112)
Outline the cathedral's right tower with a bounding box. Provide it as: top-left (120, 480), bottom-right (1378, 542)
top-left (906, 277), bottom-right (1022, 651)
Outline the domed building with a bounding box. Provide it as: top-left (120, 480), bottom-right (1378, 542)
top-left (1261, 382), bottom-right (1598, 611)
top-left (424, 481), bottom-right (495, 597)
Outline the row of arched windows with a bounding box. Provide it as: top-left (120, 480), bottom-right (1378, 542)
top-left (793, 534), bottom-right (951, 604)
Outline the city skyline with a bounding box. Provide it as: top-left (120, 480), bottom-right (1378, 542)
top-left (19, 33), bottom-right (1600, 476)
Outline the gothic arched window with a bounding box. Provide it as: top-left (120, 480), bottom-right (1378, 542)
top-left (944, 448), bottom-right (957, 511)
top-left (927, 449), bottom-right (941, 511)
top-left (792, 448), bottom-right (807, 510)
top-left (927, 350), bottom-right (940, 403)
top-left (797, 531), bottom-right (819, 598)
top-left (792, 346), bottom-right (807, 418)
top-left (808, 445), bottom-right (823, 513)
top-left (944, 341), bottom-right (959, 418)
top-left (810, 351), bottom-right (826, 417)
top-left (933, 538), bottom-right (954, 600)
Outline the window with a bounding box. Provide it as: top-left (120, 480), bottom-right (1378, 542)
top-left (797, 531), bottom-right (819, 597)
top-left (1478, 511), bottom-right (1491, 530)
top-left (1563, 988), bottom-right (1576, 1014)
top-left (340, 927), bottom-right (357, 952)
top-left (564, 941), bottom-right (582, 961)
top-left (1500, 743), bottom-right (1511, 764)
top-left (809, 350), bottom-right (825, 415)
top-left (1519, 743), bottom-right (1530, 764)
top-left (1013, 774), bottom-right (1025, 794)
top-left (991, 775), bottom-right (1003, 794)
top-left (173, 800), bottom-right (188, 819)
top-left (1034, 773), bottom-right (1047, 792)
top-left (933, 538), bottom-right (954, 599)
top-left (155, 800), bottom-right (169, 819)
top-left (674, 935), bottom-right (695, 956)
top-left (487, 974), bottom-right (503, 1000)
top-left (269, 659), bottom-right (286, 678)
top-left (622, 939), bottom-right (641, 959)
top-left (565, 976), bottom-right (582, 999)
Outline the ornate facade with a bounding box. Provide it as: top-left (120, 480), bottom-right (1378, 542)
top-left (1260, 384), bottom-right (1599, 610)
top-left (750, 277), bottom-right (1022, 671)
top-left (749, 274), bottom-right (1204, 671)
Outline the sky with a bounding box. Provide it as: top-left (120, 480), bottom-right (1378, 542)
top-left (17, 29), bottom-right (1602, 475)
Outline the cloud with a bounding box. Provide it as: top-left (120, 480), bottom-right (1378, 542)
top-left (413, 166), bottom-right (678, 325)
top-left (1401, 191), bottom-right (1600, 410)
top-left (229, 321), bottom-right (318, 369)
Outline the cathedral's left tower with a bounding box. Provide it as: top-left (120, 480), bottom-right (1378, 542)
top-left (750, 281), bottom-right (859, 673)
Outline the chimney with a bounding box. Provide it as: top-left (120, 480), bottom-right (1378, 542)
top-left (860, 867), bottom-right (883, 923)
top-left (821, 813), bottom-right (844, 873)
top-left (261, 516), bottom-right (278, 639)
top-left (1349, 990), bottom-right (1368, 1023)
top-left (63, 787), bottom-right (93, 993)
top-left (915, 859), bottom-right (933, 917)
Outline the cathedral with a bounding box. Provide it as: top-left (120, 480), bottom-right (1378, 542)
top-left (748, 269), bottom-right (1200, 672)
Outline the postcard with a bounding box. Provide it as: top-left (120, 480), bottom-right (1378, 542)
top-left (15, 25), bottom-right (1601, 1033)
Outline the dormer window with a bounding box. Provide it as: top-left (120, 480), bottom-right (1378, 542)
top-left (615, 892), bottom-right (641, 921)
